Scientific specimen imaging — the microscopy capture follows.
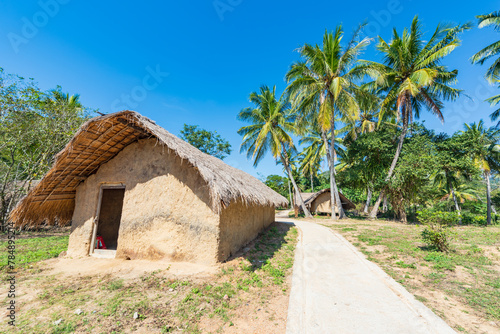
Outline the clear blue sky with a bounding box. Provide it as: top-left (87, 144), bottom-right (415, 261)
top-left (1, 0), bottom-right (499, 179)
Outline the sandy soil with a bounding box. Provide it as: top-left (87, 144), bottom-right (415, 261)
top-left (1, 221), bottom-right (296, 333)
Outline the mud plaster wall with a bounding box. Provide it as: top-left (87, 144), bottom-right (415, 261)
top-left (67, 138), bottom-right (220, 264)
top-left (310, 192), bottom-right (339, 214)
top-left (218, 201), bottom-right (275, 261)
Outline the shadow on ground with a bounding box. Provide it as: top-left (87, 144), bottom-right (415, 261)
top-left (225, 221), bottom-right (295, 271)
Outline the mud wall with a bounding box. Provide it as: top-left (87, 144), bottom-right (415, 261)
top-left (310, 192), bottom-right (338, 214)
top-left (67, 138), bottom-right (220, 264)
top-left (217, 201), bottom-right (275, 261)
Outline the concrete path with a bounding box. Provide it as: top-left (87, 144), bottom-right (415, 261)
top-left (283, 219), bottom-right (456, 334)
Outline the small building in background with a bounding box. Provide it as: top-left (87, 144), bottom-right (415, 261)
top-left (302, 188), bottom-right (356, 215)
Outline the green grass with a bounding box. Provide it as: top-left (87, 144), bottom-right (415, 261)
top-left (1, 223), bottom-right (298, 333)
top-left (0, 235), bottom-right (68, 271)
top-left (330, 222), bottom-right (500, 328)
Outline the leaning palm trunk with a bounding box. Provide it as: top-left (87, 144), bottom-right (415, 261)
top-left (287, 177), bottom-right (292, 209)
top-left (369, 107), bottom-right (409, 219)
top-left (281, 154), bottom-right (312, 218)
top-left (485, 171), bottom-right (492, 225)
top-left (364, 186), bottom-right (372, 214)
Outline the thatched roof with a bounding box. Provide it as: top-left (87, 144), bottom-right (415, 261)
top-left (293, 192), bottom-right (315, 205)
top-left (9, 111), bottom-right (288, 227)
top-left (305, 188), bottom-right (356, 210)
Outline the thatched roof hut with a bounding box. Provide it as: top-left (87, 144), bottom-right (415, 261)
top-left (304, 188), bottom-right (356, 214)
top-left (293, 192), bottom-right (315, 206)
top-left (10, 111), bottom-right (287, 263)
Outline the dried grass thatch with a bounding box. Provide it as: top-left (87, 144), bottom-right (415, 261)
top-left (304, 188), bottom-right (356, 211)
top-left (9, 111), bottom-right (288, 227)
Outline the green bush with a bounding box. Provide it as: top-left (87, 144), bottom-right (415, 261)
top-left (417, 209), bottom-right (459, 252)
top-left (461, 212), bottom-right (487, 226)
top-left (421, 228), bottom-right (451, 252)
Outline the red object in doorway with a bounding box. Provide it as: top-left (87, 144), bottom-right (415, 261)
top-left (95, 236), bottom-right (107, 249)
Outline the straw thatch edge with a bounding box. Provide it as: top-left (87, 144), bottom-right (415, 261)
top-left (304, 188), bottom-right (356, 210)
top-left (9, 110), bottom-right (288, 227)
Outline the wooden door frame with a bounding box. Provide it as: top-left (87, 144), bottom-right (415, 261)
top-left (89, 183), bottom-right (126, 255)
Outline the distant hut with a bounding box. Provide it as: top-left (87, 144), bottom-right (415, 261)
top-left (304, 188), bottom-right (355, 214)
top-left (9, 111), bottom-right (287, 264)
top-left (293, 192), bottom-right (315, 207)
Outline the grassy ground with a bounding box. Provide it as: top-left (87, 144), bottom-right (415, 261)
top-left (0, 235), bottom-right (68, 273)
top-left (0, 223), bottom-right (298, 334)
top-left (326, 219), bottom-right (500, 333)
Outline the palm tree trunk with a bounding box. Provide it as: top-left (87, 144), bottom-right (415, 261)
top-left (310, 172), bottom-right (314, 193)
top-left (330, 116), bottom-right (345, 219)
top-left (281, 154), bottom-right (312, 218)
top-left (287, 177), bottom-right (292, 209)
top-left (450, 183), bottom-right (462, 225)
top-left (322, 125), bottom-right (344, 219)
top-left (451, 186), bottom-right (461, 213)
top-left (369, 111), bottom-right (409, 219)
top-left (486, 171), bottom-right (492, 225)
top-left (364, 186), bottom-right (372, 214)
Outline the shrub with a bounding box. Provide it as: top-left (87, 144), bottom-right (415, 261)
top-left (461, 212), bottom-right (487, 226)
top-left (417, 209), bottom-right (459, 252)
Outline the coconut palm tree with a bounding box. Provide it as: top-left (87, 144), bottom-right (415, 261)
top-left (45, 88), bottom-right (82, 110)
top-left (471, 11), bottom-right (500, 125)
top-left (286, 25), bottom-right (370, 219)
top-left (461, 121), bottom-right (500, 225)
top-left (237, 86), bottom-right (313, 217)
top-left (341, 88), bottom-right (382, 141)
top-left (434, 175), bottom-right (480, 212)
top-left (298, 122), bottom-right (345, 193)
top-left (361, 16), bottom-right (470, 218)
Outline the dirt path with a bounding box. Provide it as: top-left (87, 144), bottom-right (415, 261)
top-left (282, 218), bottom-right (456, 334)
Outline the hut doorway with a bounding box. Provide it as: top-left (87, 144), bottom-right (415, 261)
top-left (90, 185), bottom-right (125, 257)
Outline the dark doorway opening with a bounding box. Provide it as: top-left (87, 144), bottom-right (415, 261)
top-left (96, 188), bottom-right (125, 250)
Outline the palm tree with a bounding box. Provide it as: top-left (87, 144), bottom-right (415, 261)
top-left (362, 16), bottom-right (470, 218)
top-left (341, 88), bottom-right (382, 141)
top-left (461, 121), bottom-right (500, 225)
top-left (471, 11), bottom-right (500, 125)
top-left (237, 86), bottom-right (313, 217)
top-left (434, 175), bottom-right (480, 212)
top-left (286, 25), bottom-right (370, 219)
top-left (45, 88), bottom-right (82, 110)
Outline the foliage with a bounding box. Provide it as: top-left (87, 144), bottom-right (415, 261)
top-left (264, 174), bottom-right (289, 201)
top-left (286, 25), bottom-right (370, 218)
top-left (179, 124), bottom-right (231, 160)
top-left (460, 212), bottom-right (488, 226)
top-left (237, 86), bottom-right (312, 216)
top-left (418, 209), bottom-right (459, 252)
top-left (472, 11), bottom-right (500, 125)
top-left (0, 69), bottom-right (93, 228)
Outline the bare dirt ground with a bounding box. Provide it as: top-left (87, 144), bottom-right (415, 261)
top-left (0, 222), bottom-right (297, 333)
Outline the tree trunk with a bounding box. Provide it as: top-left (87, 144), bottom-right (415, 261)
top-left (323, 121), bottom-right (345, 219)
top-left (281, 154), bottom-right (312, 218)
top-left (486, 171), bottom-right (492, 225)
top-left (369, 112), bottom-right (409, 219)
top-left (364, 186), bottom-right (372, 214)
top-left (310, 172), bottom-right (314, 193)
top-left (450, 185), bottom-right (461, 213)
top-left (382, 194), bottom-right (388, 213)
top-left (287, 177), bottom-right (292, 209)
